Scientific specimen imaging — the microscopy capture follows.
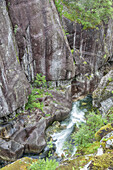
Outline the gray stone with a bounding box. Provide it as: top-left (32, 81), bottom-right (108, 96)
top-left (106, 139), bottom-right (113, 149)
top-left (0, 0), bottom-right (30, 118)
top-left (62, 17), bottom-right (113, 99)
top-left (101, 131), bottom-right (113, 142)
top-left (25, 118), bottom-right (46, 153)
top-left (93, 70), bottom-right (113, 113)
top-left (6, 0), bottom-right (75, 82)
top-left (0, 139), bottom-right (24, 161)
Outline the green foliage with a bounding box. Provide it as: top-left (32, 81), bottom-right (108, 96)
top-left (71, 112), bottom-right (108, 149)
top-left (83, 61), bottom-right (87, 65)
top-left (55, 0), bottom-right (64, 16)
top-left (28, 158), bottom-right (59, 170)
top-left (25, 87), bottom-right (44, 111)
top-left (108, 77), bottom-right (113, 81)
top-left (34, 73), bottom-right (47, 88)
top-left (71, 49), bottom-right (74, 54)
top-left (25, 74), bottom-right (52, 111)
top-left (55, 0), bottom-right (113, 29)
top-left (14, 25), bottom-right (18, 34)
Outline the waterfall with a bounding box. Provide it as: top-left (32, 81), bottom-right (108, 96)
top-left (52, 100), bottom-right (87, 157)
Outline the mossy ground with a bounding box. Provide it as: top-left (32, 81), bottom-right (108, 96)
top-left (1, 157), bottom-right (36, 170)
top-left (89, 153), bottom-right (113, 170)
top-left (56, 155), bottom-right (93, 170)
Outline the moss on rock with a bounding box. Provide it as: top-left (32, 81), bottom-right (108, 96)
top-left (1, 157), bottom-right (36, 170)
top-left (89, 153), bottom-right (113, 170)
top-left (56, 155), bottom-right (93, 170)
top-left (95, 123), bottom-right (113, 141)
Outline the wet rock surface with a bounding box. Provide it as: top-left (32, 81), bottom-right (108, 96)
top-left (0, 88), bottom-right (71, 163)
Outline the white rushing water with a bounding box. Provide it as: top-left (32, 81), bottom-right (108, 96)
top-left (52, 100), bottom-right (86, 157)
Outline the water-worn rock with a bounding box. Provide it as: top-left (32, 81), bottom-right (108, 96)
top-left (0, 0), bottom-right (30, 118)
top-left (6, 0), bottom-right (75, 81)
top-left (25, 118), bottom-right (46, 154)
top-left (0, 88), bottom-right (71, 162)
top-left (93, 70), bottom-right (113, 113)
top-left (0, 123), bottom-right (19, 140)
top-left (0, 139), bottom-right (24, 161)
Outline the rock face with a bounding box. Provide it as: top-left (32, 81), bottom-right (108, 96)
top-left (0, 88), bottom-right (71, 162)
top-left (93, 70), bottom-right (113, 113)
top-left (6, 0), bottom-right (75, 82)
top-left (62, 17), bottom-right (113, 99)
top-left (0, 0), bottom-right (30, 118)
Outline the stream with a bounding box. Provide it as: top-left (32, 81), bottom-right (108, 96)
top-left (24, 95), bottom-right (92, 160)
top-left (51, 95), bottom-right (92, 157)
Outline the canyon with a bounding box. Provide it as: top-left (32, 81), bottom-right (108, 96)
top-left (0, 0), bottom-right (113, 169)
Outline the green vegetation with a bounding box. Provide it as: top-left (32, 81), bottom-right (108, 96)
top-left (25, 73), bottom-right (52, 111)
top-left (64, 111), bottom-right (113, 155)
top-left (90, 153), bottom-right (113, 169)
top-left (28, 158), bottom-right (59, 170)
top-left (34, 73), bottom-right (47, 88)
top-left (1, 157), bottom-right (59, 170)
top-left (55, 0), bottom-right (113, 29)
top-left (14, 25), bottom-right (18, 34)
top-left (72, 112), bottom-right (106, 150)
top-left (25, 87), bottom-right (44, 111)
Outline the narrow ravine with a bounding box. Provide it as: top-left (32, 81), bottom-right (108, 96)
top-left (23, 96), bottom-right (92, 160)
top-left (52, 96), bottom-right (92, 157)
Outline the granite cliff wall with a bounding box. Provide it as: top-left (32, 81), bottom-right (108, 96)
top-left (0, 0), bottom-right (30, 118)
top-left (6, 0), bottom-right (75, 82)
top-left (62, 17), bottom-right (113, 99)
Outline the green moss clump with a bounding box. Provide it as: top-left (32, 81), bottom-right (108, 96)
top-left (90, 153), bottom-right (113, 170)
top-left (95, 123), bottom-right (113, 141)
top-left (1, 157), bottom-right (35, 170)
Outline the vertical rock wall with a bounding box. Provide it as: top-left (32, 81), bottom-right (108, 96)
top-left (62, 17), bottom-right (113, 98)
top-left (6, 0), bottom-right (75, 82)
top-left (0, 0), bottom-right (30, 118)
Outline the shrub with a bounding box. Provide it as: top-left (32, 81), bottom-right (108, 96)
top-left (34, 73), bottom-right (47, 88)
top-left (25, 74), bottom-right (52, 111)
top-left (71, 112), bottom-right (108, 149)
top-left (25, 87), bottom-right (44, 111)
top-left (28, 158), bottom-right (59, 170)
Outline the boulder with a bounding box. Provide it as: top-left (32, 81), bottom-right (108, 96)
top-left (0, 139), bottom-right (24, 161)
top-left (0, 87), bottom-right (71, 162)
top-left (25, 118), bottom-right (46, 153)
top-left (0, 0), bottom-right (30, 118)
